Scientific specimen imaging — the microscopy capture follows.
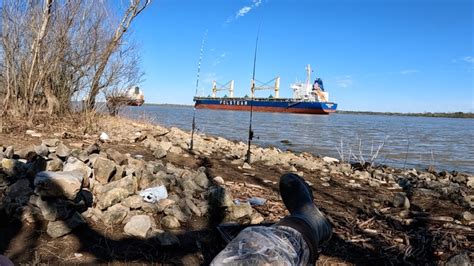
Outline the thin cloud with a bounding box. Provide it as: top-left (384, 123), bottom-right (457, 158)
top-left (462, 56), bottom-right (474, 63)
top-left (203, 72), bottom-right (220, 84)
top-left (212, 52), bottom-right (227, 67)
top-left (400, 69), bottom-right (419, 75)
top-left (335, 75), bottom-right (353, 88)
top-left (226, 0), bottom-right (263, 24)
top-left (452, 56), bottom-right (474, 64)
top-left (237, 6), bottom-right (252, 17)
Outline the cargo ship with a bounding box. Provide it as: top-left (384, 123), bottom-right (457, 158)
top-left (193, 65), bottom-right (337, 114)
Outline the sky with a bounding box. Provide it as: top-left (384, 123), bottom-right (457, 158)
top-left (130, 0), bottom-right (473, 112)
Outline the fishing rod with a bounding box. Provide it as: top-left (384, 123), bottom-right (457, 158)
top-left (189, 30), bottom-right (208, 151)
top-left (245, 27), bottom-right (260, 163)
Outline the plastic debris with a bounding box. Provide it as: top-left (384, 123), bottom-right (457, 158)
top-left (139, 186), bottom-right (168, 203)
top-left (99, 132), bottom-right (110, 142)
top-left (248, 197), bottom-right (267, 206)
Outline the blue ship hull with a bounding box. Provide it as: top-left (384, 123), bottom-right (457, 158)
top-left (193, 97), bottom-right (337, 114)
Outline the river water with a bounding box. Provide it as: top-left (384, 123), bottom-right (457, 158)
top-left (123, 105), bottom-right (474, 174)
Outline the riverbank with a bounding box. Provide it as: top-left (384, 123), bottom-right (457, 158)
top-left (0, 115), bottom-right (472, 264)
top-left (337, 110), bottom-right (474, 119)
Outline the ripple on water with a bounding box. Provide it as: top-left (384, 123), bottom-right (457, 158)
top-left (123, 106), bottom-right (474, 174)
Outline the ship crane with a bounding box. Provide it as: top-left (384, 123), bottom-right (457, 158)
top-left (212, 80), bottom-right (234, 97)
top-left (250, 76), bottom-right (280, 98)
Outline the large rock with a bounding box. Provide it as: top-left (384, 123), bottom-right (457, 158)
top-left (209, 186), bottom-right (234, 207)
top-left (102, 204), bottom-right (129, 225)
top-left (46, 156), bottom-right (63, 171)
top-left (227, 202), bottom-right (253, 220)
top-left (96, 188), bottom-right (131, 210)
top-left (34, 144), bottom-right (49, 157)
top-left (29, 195), bottom-right (71, 221)
top-left (250, 212), bottom-right (264, 224)
top-left (6, 179), bottom-right (32, 204)
top-left (354, 170), bottom-right (371, 180)
top-left (142, 202), bottom-right (160, 213)
top-left (157, 199), bottom-right (176, 212)
top-left (213, 176), bottom-right (225, 185)
top-left (95, 175), bottom-right (137, 195)
top-left (181, 179), bottom-right (201, 193)
top-left (34, 171), bottom-right (83, 200)
top-left (110, 165), bottom-right (124, 182)
top-left (15, 145), bottom-right (36, 160)
top-left (56, 143), bottom-right (71, 158)
top-left (122, 195), bottom-right (144, 209)
top-left (46, 212), bottom-right (86, 238)
top-left (446, 253), bottom-right (471, 266)
top-left (467, 176), bottom-right (474, 188)
top-left (153, 147), bottom-right (167, 159)
top-left (164, 205), bottom-right (187, 222)
top-left (159, 141), bottom-right (173, 152)
top-left (63, 157), bottom-right (91, 180)
top-left (139, 170), bottom-right (165, 190)
top-left (194, 172), bottom-right (210, 189)
top-left (1, 158), bottom-right (22, 176)
top-left (4, 146), bottom-right (14, 159)
top-left (161, 216), bottom-right (180, 229)
top-left (185, 199), bottom-right (202, 216)
top-left (124, 215), bottom-right (151, 238)
top-left (25, 156), bottom-right (47, 178)
top-left (93, 157), bottom-right (116, 184)
top-left (464, 195), bottom-right (474, 208)
top-left (106, 148), bottom-right (128, 166)
top-left (85, 143), bottom-right (100, 155)
top-left (392, 193), bottom-right (410, 209)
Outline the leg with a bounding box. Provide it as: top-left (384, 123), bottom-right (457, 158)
top-left (211, 173), bottom-right (332, 265)
top-left (211, 225), bottom-right (310, 265)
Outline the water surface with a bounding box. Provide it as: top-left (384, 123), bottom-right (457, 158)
top-left (123, 105), bottom-right (474, 174)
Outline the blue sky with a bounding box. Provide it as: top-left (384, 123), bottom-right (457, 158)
top-left (131, 0), bottom-right (473, 112)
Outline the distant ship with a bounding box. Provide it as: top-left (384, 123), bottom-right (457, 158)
top-left (107, 86), bottom-right (145, 107)
top-left (193, 65), bottom-right (337, 114)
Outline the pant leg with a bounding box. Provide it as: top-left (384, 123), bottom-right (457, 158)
top-left (211, 225), bottom-right (310, 266)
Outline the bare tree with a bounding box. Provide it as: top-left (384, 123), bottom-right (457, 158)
top-left (0, 0), bottom-right (150, 120)
top-left (85, 0), bottom-right (150, 111)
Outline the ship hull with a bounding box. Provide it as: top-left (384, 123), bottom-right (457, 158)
top-left (194, 97), bottom-right (337, 115)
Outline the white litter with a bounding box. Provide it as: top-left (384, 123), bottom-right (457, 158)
top-left (139, 186), bottom-right (168, 203)
top-left (99, 132), bottom-right (110, 142)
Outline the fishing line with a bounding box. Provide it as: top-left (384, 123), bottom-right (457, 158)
top-left (190, 29), bottom-right (208, 151)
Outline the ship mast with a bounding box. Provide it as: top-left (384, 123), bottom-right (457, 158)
top-left (306, 64), bottom-right (312, 96)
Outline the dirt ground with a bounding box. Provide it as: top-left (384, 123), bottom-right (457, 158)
top-left (0, 120), bottom-right (472, 265)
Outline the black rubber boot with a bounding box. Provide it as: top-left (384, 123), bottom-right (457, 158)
top-left (277, 173), bottom-right (332, 263)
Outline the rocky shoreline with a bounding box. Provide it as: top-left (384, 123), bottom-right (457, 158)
top-left (0, 116), bottom-right (472, 264)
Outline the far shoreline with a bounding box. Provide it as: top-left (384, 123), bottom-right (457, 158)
top-left (141, 103), bottom-right (474, 119)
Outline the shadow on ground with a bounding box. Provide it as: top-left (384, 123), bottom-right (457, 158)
top-left (0, 153), bottom-right (468, 265)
